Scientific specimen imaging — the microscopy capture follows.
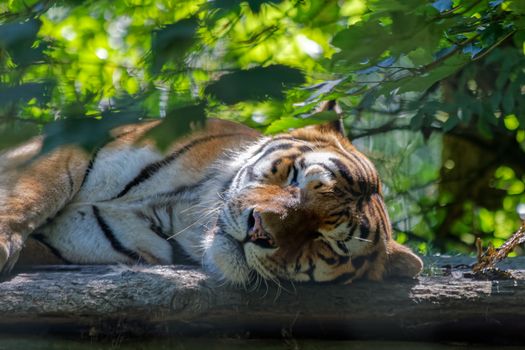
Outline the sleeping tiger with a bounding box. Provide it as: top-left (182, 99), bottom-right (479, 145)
top-left (0, 104), bottom-right (423, 285)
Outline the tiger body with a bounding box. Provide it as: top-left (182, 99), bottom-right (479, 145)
top-left (0, 118), bottom-right (422, 285)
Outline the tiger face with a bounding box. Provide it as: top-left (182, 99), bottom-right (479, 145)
top-left (203, 125), bottom-right (423, 285)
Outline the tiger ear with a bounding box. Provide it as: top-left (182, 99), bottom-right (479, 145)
top-left (385, 240), bottom-right (423, 279)
top-left (312, 100), bottom-right (345, 136)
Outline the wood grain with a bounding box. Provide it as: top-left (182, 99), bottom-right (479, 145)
top-left (2, 257), bottom-right (525, 341)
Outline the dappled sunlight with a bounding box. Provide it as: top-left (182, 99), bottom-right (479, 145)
top-left (1, 0), bottom-right (525, 256)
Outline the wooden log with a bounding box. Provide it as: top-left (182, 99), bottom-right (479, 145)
top-left (2, 256), bottom-right (525, 341)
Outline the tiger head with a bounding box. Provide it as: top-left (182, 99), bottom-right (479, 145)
top-left (203, 122), bottom-right (423, 285)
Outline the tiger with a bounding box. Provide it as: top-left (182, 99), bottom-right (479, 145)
top-left (0, 103), bottom-right (423, 285)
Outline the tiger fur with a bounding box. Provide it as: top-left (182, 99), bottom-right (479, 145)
top-left (0, 115), bottom-right (423, 285)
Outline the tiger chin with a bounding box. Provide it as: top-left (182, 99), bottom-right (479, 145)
top-left (0, 106), bottom-right (423, 286)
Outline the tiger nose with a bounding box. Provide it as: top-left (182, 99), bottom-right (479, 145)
top-left (247, 210), bottom-right (276, 248)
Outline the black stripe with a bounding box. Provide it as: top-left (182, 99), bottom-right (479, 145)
top-left (359, 216), bottom-right (370, 240)
top-left (32, 233), bottom-right (71, 264)
top-left (145, 211), bottom-right (196, 265)
top-left (167, 204), bottom-right (175, 233)
top-left (336, 240), bottom-right (349, 254)
top-left (80, 128), bottom-right (138, 189)
top-left (298, 145), bottom-right (312, 152)
top-left (67, 167), bottom-right (75, 197)
top-left (347, 221), bottom-right (358, 239)
top-left (157, 180), bottom-right (207, 201)
top-left (317, 163), bottom-right (338, 180)
top-left (139, 206), bottom-right (167, 239)
top-left (374, 195), bottom-right (390, 232)
top-left (290, 164), bottom-right (298, 185)
top-left (347, 152), bottom-right (378, 194)
top-left (65, 155), bottom-right (75, 197)
top-left (352, 255), bottom-right (366, 269)
top-left (248, 136), bottom-right (296, 158)
top-left (294, 254), bottom-right (302, 273)
top-left (339, 255), bottom-right (350, 264)
top-left (113, 134), bottom-right (239, 199)
top-left (233, 136), bottom-right (297, 176)
top-left (246, 164), bottom-right (256, 181)
top-left (254, 142), bottom-right (296, 163)
top-left (329, 272), bottom-right (355, 284)
top-left (298, 157), bottom-right (306, 169)
top-left (318, 239), bottom-right (334, 251)
top-left (232, 137), bottom-right (305, 186)
top-left (371, 196), bottom-right (387, 245)
top-left (80, 148), bottom-right (101, 188)
top-left (368, 250), bottom-right (379, 262)
top-left (92, 205), bottom-right (141, 261)
top-left (329, 157), bottom-right (357, 193)
top-left (316, 240), bottom-right (349, 264)
top-left (270, 158), bottom-right (282, 174)
top-left (305, 257), bottom-right (316, 281)
top-left (125, 181), bottom-right (204, 206)
top-left (329, 209), bottom-right (348, 219)
top-left (351, 251), bottom-right (379, 270)
top-left (318, 253), bottom-right (338, 265)
top-left (330, 148), bottom-right (376, 195)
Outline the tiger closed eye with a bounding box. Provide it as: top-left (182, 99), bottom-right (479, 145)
top-left (312, 181), bottom-right (324, 189)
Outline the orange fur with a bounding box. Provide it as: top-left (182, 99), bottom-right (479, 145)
top-left (0, 118), bottom-right (422, 284)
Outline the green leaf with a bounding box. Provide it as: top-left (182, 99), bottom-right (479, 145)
top-left (245, 0), bottom-right (280, 12)
top-left (397, 55), bottom-right (469, 94)
top-left (489, 90), bottom-right (502, 110)
top-left (205, 65), bottom-right (304, 104)
top-left (389, 13), bottom-right (444, 58)
top-left (0, 17), bottom-right (44, 66)
top-left (0, 122), bottom-right (40, 150)
top-left (442, 115), bottom-right (459, 132)
top-left (9, 41), bottom-right (47, 66)
top-left (367, 0), bottom-right (431, 13)
top-left (143, 103), bottom-right (207, 151)
top-left (265, 111), bottom-right (338, 134)
top-left (41, 115), bottom-right (139, 154)
top-left (212, 0), bottom-right (283, 12)
top-left (408, 47), bottom-right (434, 66)
top-left (507, 0), bottom-right (525, 15)
top-left (410, 110), bottom-right (426, 130)
top-left (0, 19), bottom-right (41, 49)
top-left (332, 21), bottom-right (390, 66)
top-left (0, 82), bottom-right (54, 106)
top-left (502, 86), bottom-right (515, 115)
top-left (151, 18), bottom-right (199, 74)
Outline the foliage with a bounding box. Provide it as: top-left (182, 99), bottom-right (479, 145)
top-left (1, 0), bottom-right (525, 253)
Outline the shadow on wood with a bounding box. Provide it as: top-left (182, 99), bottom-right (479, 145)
top-left (2, 256), bottom-right (525, 342)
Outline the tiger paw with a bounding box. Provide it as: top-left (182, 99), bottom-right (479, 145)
top-left (0, 236), bottom-right (22, 275)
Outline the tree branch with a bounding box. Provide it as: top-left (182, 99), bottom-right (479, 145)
top-left (3, 260), bottom-right (525, 341)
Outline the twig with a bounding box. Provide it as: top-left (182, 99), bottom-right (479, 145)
top-left (473, 221), bottom-right (525, 273)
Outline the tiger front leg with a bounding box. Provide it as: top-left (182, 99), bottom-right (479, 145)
top-left (0, 140), bottom-right (90, 274)
top-left (0, 228), bottom-right (23, 274)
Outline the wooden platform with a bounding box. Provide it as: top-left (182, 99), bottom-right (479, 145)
top-left (2, 256), bottom-right (525, 342)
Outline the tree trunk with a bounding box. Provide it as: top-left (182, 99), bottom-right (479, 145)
top-left (2, 256), bottom-right (525, 341)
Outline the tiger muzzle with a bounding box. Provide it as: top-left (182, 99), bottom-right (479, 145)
top-left (246, 210), bottom-right (277, 249)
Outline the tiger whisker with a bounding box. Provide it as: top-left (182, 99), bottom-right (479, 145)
top-left (349, 236), bottom-right (373, 243)
top-left (167, 210), bottom-right (220, 240)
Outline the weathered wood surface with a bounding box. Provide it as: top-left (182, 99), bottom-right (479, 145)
top-left (2, 256), bottom-right (525, 341)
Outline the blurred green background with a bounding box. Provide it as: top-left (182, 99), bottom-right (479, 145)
top-left (1, 0), bottom-right (525, 255)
